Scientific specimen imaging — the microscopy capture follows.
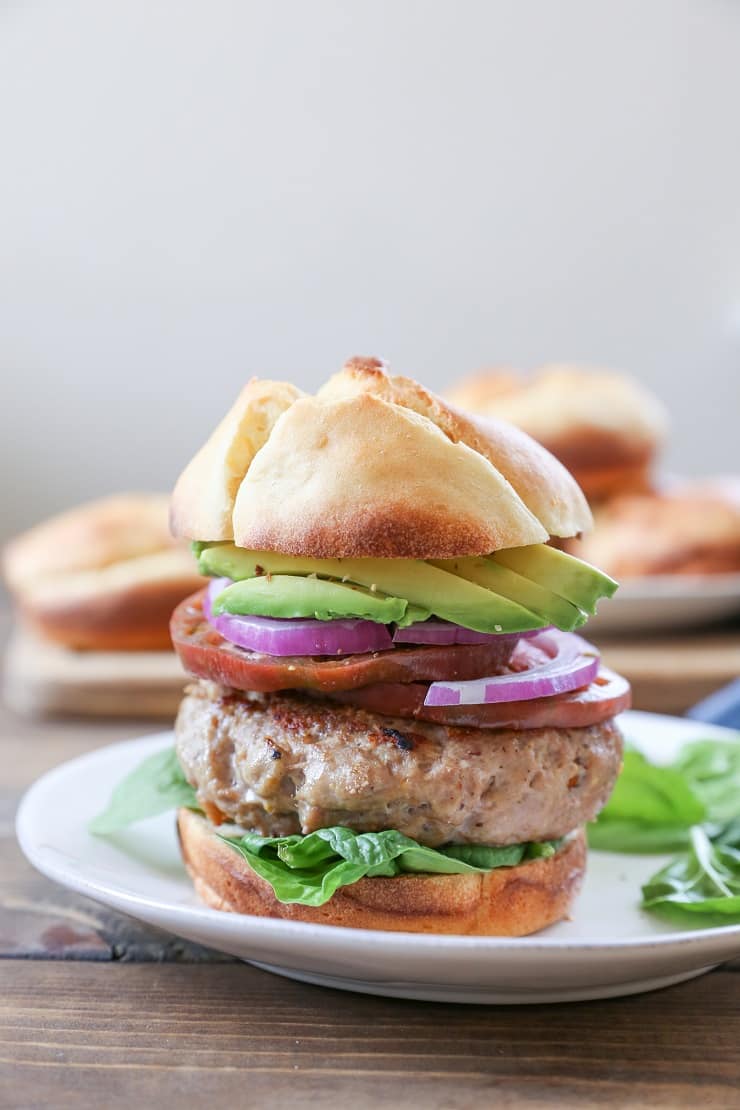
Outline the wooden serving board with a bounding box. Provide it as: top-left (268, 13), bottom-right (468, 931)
top-left (2, 623), bottom-right (189, 719)
top-left (593, 624), bottom-right (740, 716)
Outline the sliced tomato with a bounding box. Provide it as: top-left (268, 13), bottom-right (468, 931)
top-left (170, 590), bottom-right (517, 694)
top-left (326, 667), bottom-right (631, 730)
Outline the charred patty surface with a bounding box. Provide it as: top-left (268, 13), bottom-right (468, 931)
top-left (175, 680), bottom-right (624, 847)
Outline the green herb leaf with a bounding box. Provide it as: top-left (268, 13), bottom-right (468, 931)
top-left (588, 820), bottom-right (692, 854)
top-left (220, 826), bottom-right (560, 906)
top-left (641, 825), bottom-right (740, 924)
top-left (88, 748), bottom-right (198, 835)
top-left (587, 750), bottom-right (706, 853)
top-left (600, 750), bottom-right (705, 825)
top-left (674, 740), bottom-right (740, 823)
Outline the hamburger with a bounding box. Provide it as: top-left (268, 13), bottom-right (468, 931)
top-left (446, 364), bottom-right (667, 503)
top-left (95, 358), bottom-right (630, 935)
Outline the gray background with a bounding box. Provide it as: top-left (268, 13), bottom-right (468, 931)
top-left (1, 0), bottom-right (738, 540)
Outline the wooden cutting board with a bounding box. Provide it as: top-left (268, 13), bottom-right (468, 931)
top-left (592, 625), bottom-right (740, 716)
top-left (3, 623), bottom-right (189, 719)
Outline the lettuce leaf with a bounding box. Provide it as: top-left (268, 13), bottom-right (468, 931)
top-left (220, 826), bottom-right (561, 906)
top-left (674, 740), bottom-right (740, 823)
top-left (586, 734), bottom-right (740, 925)
top-left (587, 750), bottom-right (706, 853)
top-left (88, 747), bottom-right (198, 835)
top-left (641, 825), bottom-right (740, 925)
top-left (588, 736), bottom-right (740, 855)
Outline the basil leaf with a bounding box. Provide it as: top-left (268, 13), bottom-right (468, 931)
top-left (587, 750), bottom-right (706, 853)
top-left (89, 748), bottom-right (198, 835)
top-left (675, 739), bottom-right (740, 823)
top-left (439, 842), bottom-right (527, 868)
top-left (642, 826), bottom-right (740, 924)
top-left (588, 820), bottom-right (692, 854)
top-left (599, 750), bottom-right (705, 825)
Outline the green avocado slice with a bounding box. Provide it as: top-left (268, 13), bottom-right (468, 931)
top-left (213, 575), bottom-right (407, 623)
top-left (432, 556), bottom-right (587, 631)
top-left (491, 545), bottom-right (618, 614)
top-left (200, 545), bottom-right (546, 633)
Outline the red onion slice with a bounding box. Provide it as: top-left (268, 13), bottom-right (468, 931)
top-left (393, 620), bottom-right (547, 646)
top-left (423, 630), bottom-right (600, 706)
top-left (204, 577), bottom-right (394, 656)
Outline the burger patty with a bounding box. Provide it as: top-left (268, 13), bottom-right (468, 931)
top-left (175, 680), bottom-right (623, 847)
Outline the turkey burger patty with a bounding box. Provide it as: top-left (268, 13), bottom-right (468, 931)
top-left (176, 679), bottom-right (624, 847)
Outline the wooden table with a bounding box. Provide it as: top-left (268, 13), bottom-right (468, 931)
top-left (2, 644), bottom-right (739, 1107)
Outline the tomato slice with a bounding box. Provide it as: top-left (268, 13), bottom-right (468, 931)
top-left (170, 589), bottom-right (517, 694)
top-left (326, 667), bottom-right (631, 730)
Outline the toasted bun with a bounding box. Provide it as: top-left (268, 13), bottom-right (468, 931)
top-left (232, 392), bottom-right (548, 557)
top-left (3, 494), bottom-right (203, 651)
top-left (447, 365), bottom-right (668, 502)
top-left (170, 378), bottom-right (304, 541)
top-left (318, 358), bottom-right (591, 539)
top-left (177, 808), bottom-right (586, 936)
top-left (172, 357), bottom-right (591, 558)
top-left (570, 479), bottom-right (740, 577)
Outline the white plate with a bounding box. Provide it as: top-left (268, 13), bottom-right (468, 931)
top-left (587, 573), bottom-right (740, 633)
top-left (16, 711), bottom-right (740, 1004)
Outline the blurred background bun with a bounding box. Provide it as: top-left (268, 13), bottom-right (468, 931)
top-left (3, 493), bottom-right (203, 651)
top-left (446, 365), bottom-right (668, 503)
top-left (569, 480), bottom-right (740, 579)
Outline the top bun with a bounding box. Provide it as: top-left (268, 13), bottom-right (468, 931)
top-left (447, 365), bottom-right (668, 502)
top-left (171, 357), bottom-right (592, 559)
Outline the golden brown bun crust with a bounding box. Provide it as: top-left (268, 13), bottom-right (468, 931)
top-left (447, 365), bottom-right (668, 503)
top-left (171, 357), bottom-right (591, 557)
top-left (318, 358), bottom-right (592, 539)
top-left (3, 494), bottom-right (203, 651)
top-left (232, 392), bottom-right (548, 557)
top-left (569, 479), bottom-right (740, 577)
top-left (177, 808), bottom-right (586, 936)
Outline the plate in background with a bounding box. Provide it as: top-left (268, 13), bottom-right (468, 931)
top-left (15, 711), bottom-right (740, 1005)
top-left (587, 573), bottom-right (740, 634)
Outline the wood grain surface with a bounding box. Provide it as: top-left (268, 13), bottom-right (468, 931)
top-left (2, 961), bottom-right (739, 1110)
top-left (594, 623), bottom-right (740, 715)
top-left (1, 609), bottom-right (739, 1108)
top-left (3, 622), bottom-right (187, 719)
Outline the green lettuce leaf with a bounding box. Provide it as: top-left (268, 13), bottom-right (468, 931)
top-left (674, 740), bottom-right (740, 823)
top-left (220, 826), bottom-right (561, 906)
top-left (587, 749), bottom-right (706, 853)
top-left (642, 825), bottom-right (740, 925)
top-left (587, 820), bottom-right (693, 854)
top-left (586, 733), bottom-right (740, 926)
top-left (88, 747), bottom-right (198, 835)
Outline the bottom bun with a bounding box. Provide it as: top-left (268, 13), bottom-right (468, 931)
top-left (177, 808), bottom-right (587, 936)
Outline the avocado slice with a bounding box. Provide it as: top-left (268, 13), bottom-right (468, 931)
top-left (200, 545), bottom-right (546, 633)
top-left (491, 545), bottom-right (618, 614)
top-left (213, 574), bottom-right (407, 623)
top-left (432, 557), bottom-right (587, 631)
